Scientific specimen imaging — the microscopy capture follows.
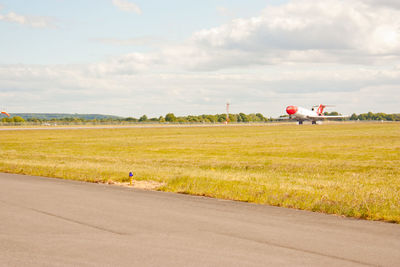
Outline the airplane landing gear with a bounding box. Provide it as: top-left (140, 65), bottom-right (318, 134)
top-left (312, 121), bottom-right (317, 125)
top-left (298, 121), bottom-right (303, 125)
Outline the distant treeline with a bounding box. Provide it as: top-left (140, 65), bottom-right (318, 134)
top-left (9, 113), bottom-right (121, 120)
top-left (1, 112), bottom-right (400, 124)
top-left (349, 112), bottom-right (400, 121)
top-left (2, 113), bottom-right (270, 124)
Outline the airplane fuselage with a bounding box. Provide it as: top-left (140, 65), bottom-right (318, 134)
top-left (286, 106), bottom-right (323, 123)
top-left (285, 104), bottom-right (348, 124)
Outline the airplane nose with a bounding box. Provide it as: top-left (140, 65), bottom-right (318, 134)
top-left (286, 106), bottom-right (298, 115)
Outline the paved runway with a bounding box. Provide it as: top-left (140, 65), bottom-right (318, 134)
top-left (0, 122), bottom-right (294, 131)
top-left (1, 173), bottom-right (399, 266)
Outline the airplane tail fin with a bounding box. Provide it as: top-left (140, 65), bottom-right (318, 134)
top-left (317, 104), bottom-right (325, 115)
top-left (313, 105), bottom-right (334, 115)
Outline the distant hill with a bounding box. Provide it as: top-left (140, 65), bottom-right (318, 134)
top-left (9, 113), bottom-right (123, 120)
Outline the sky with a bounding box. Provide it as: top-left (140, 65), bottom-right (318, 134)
top-left (0, 0), bottom-right (399, 117)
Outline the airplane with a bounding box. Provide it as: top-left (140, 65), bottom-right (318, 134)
top-left (285, 104), bottom-right (349, 124)
top-left (1, 111), bottom-right (10, 117)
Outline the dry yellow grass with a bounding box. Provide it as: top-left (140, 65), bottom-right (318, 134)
top-left (0, 122), bottom-right (399, 222)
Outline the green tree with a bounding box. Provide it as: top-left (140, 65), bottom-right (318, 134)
top-left (12, 116), bottom-right (25, 123)
top-left (217, 114), bottom-right (226, 123)
top-left (27, 117), bottom-right (41, 123)
top-left (205, 115), bottom-right (217, 123)
top-left (124, 117), bottom-right (138, 122)
top-left (176, 117), bottom-right (187, 123)
top-left (256, 113), bottom-right (266, 122)
top-left (228, 114), bottom-right (237, 122)
top-left (350, 113), bottom-right (358, 120)
top-left (238, 113), bottom-right (249, 122)
top-left (187, 116), bottom-right (199, 122)
top-left (324, 111), bottom-right (339, 116)
top-left (139, 115), bottom-right (148, 122)
top-left (165, 113), bottom-right (176, 122)
top-left (387, 114), bottom-right (395, 121)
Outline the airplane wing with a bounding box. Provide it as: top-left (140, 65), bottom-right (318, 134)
top-left (307, 115), bottom-right (349, 119)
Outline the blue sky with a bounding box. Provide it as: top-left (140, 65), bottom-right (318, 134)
top-left (1, 0), bottom-right (279, 64)
top-left (1, 0), bottom-right (399, 117)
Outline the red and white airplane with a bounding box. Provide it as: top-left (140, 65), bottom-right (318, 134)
top-left (285, 104), bottom-right (348, 124)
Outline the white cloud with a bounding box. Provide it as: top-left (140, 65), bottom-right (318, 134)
top-left (186, 0), bottom-right (400, 70)
top-left (1, 62), bottom-right (400, 116)
top-left (96, 0), bottom-right (400, 73)
top-left (92, 36), bottom-right (168, 47)
top-left (0, 11), bottom-right (55, 28)
top-left (86, 52), bottom-right (164, 75)
top-left (112, 0), bottom-right (141, 14)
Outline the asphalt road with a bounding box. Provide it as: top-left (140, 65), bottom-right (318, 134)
top-left (1, 173), bottom-right (399, 266)
top-left (0, 123), bottom-right (291, 131)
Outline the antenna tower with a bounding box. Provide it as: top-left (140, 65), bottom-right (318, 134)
top-left (225, 102), bottom-right (230, 124)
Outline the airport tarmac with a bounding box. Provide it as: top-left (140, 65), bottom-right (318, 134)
top-left (1, 173), bottom-right (399, 266)
top-left (0, 123), bottom-right (289, 131)
top-left (0, 121), bottom-right (392, 131)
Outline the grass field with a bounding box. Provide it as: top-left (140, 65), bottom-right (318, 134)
top-left (1, 123), bottom-right (399, 222)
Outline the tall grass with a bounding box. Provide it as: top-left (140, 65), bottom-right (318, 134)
top-left (1, 123), bottom-right (399, 222)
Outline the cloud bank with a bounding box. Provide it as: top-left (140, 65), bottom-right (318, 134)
top-left (95, 0), bottom-right (400, 73)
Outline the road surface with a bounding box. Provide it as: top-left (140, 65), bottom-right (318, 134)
top-left (1, 173), bottom-right (399, 266)
top-left (0, 123), bottom-right (292, 131)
